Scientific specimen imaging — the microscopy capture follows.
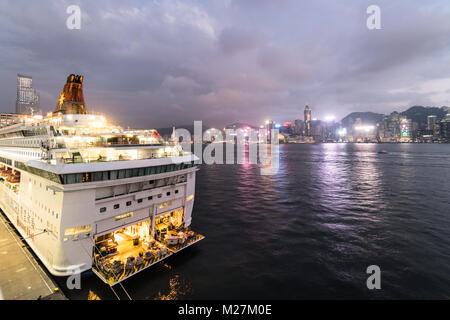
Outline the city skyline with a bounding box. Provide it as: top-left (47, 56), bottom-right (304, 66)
top-left (7, 71), bottom-right (450, 135)
top-left (2, 1), bottom-right (450, 129)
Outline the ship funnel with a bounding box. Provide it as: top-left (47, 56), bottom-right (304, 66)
top-left (54, 74), bottom-right (88, 115)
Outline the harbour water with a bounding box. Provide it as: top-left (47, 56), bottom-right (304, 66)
top-left (59, 143), bottom-right (450, 299)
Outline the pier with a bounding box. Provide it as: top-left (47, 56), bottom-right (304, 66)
top-left (0, 211), bottom-right (65, 300)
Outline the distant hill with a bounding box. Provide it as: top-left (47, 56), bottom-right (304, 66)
top-left (341, 112), bottom-right (384, 128)
top-left (340, 106), bottom-right (448, 129)
top-left (400, 106), bottom-right (447, 129)
top-left (225, 122), bottom-right (258, 130)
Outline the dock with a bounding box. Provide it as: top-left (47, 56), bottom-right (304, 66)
top-left (0, 210), bottom-right (65, 300)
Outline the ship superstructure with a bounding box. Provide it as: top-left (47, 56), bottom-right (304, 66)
top-left (0, 74), bottom-right (203, 285)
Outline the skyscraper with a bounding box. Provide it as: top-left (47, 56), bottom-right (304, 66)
top-left (293, 119), bottom-right (304, 135)
top-left (427, 115), bottom-right (437, 131)
top-left (16, 74), bottom-right (40, 114)
top-left (304, 105), bottom-right (311, 136)
top-left (400, 118), bottom-right (412, 141)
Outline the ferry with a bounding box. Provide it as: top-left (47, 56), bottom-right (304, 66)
top-left (0, 74), bottom-right (204, 285)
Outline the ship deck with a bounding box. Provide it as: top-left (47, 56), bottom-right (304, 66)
top-left (92, 231), bottom-right (204, 286)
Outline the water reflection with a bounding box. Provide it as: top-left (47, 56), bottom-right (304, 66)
top-left (61, 143), bottom-right (450, 300)
top-left (155, 274), bottom-right (193, 300)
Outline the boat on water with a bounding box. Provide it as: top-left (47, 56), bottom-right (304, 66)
top-left (0, 74), bottom-right (204, 285)
top-left (378, 150), bottom-right (388, 154)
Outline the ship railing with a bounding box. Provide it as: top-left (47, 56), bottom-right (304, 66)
top-left (56, 151), bottom-right (187, 164)
top-left (58, 141), bottom-right (164, 149)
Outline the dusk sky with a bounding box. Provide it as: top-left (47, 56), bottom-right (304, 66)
top-left (1, 0), bottom-right (450, 128)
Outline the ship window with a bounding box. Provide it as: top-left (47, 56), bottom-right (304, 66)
top-left (63, 173), bottom-right (83, 184)
top-left (82, 173), bottom-right (91, 183)
top-left (149, 180), bottom-right (155, 184)
top-left (118, 170), bottom-right (126, 179)
top-left (159, 201), bottom-right (172, 209)
top-left (125, 169), bottom-right (133, 178)
top-left (175, 190), bottom-right (179, 194)
top-left (110, 170), bottom-right (118, 180)
top-left (93, 172), bottom-right (103, 181)
top-left (137, 199), bottom-right (143, 203)
top-left (113, 204), bottom-right (120, 209)
top-left (126, 201), bottom-right (132, 206)
top-left (157, 194), bottom-right (162, 198)
top-left (166, 192), bottom-right (171, 196)
top-left (115, 212), bottom-right (133, 221)
top-left (148, 196), bottom-right (153, 200)
top-left (100, 207), bottom-right (106, 213)
top-left (64, 225), bottom-right (91, 235)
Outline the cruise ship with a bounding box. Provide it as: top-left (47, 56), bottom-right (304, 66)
top-left (0, 74), bottom-right (203, 285)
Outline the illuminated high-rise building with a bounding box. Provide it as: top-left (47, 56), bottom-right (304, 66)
top-left (304, 105), bottom-right (311, 136)
top-left (15, 74), bottom-right (40, 114)
top-left (400, 118), bottom-right (412, 141)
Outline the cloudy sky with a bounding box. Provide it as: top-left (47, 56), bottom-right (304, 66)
top-left (1, 0), bottom-right (450, 128)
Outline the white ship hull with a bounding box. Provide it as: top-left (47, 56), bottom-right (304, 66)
top-left (1, 74), bottom-right (203, 281)
top-left (0, 154), bottom-right (198, 277)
